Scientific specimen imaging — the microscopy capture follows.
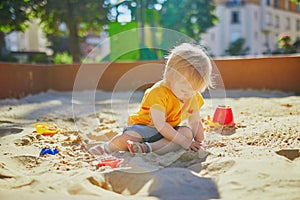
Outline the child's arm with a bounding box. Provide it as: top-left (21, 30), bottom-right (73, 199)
top-left (150, 107), bottom-right (191, 149)
top-left (188, 111), bottom-right (205, 142)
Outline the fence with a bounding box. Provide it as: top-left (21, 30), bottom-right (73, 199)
top-left (0, 55), bottom-right (299, 99)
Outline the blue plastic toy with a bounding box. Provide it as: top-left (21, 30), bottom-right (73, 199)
top-left (40, 148), bottom-right (59, 156)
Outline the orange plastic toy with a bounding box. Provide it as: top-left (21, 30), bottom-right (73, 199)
top-left (34, 122), bottom-right (58, 136)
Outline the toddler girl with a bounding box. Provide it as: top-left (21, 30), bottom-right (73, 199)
top-left (89, 43), bottom-right (213, 155)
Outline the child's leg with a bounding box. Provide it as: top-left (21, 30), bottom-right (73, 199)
top-left (150, 138), bottom-right (181, 154)
top-left (107, 130), bottom-right (143, 152)
top-left (150, 126), bottom-right (193, 154)
top-left (88, 130), bottom-right (143, 155)
top-left (127, 126), bottom-right (194, 155)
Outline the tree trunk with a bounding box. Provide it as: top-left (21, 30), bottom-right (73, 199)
top-left (66, 0), bottom-right (80, 63)
top-left (68, 22), bottom-right (81, 63)
top-left (0, 32), bottom-right (5, 57)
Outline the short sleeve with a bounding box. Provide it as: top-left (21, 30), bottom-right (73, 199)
top-left (194, 92), bottom-right (204, 111)
top-left (140, 86), bottom-right (167, 112)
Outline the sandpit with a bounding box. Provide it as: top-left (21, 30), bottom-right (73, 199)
top-left (0, 89), bottom-right (299, 200)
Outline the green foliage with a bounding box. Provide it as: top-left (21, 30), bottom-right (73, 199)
top-left (109, 21), bottom-right (140, 61)
top-left (0, 0), bottom-right (38, 57)
top-left (0, 54), bottom-right (18, 62)
top-left (145, 9), bottom-right (160, 25)
top-left (108, 0), bottom-right (217, 60)
top-left (0, 0), bottom-right (36, 33)
top-left (225, 38), bottom-right (249, 56)
top-left (139, 45), bottom-right (158, 60)
top-left (110, 0), bottom-right (217, 40)
top-left (53, 52), bottom-right (73, 64)
top-left (30, 53), bottom-right (50, 64)
top-left (276, 33), bottom-right (296, 54)
top-left (289, 0), bottom-right (300, 4)
top-left (159, 0), bottom-right (218, 40)
top-left (0, 0), bottom-right (218, 62)
top-left (36, 0), bottom-right (108, 36)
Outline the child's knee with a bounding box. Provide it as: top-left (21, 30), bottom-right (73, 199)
top-left (123, 130), bottom-right (143, 141)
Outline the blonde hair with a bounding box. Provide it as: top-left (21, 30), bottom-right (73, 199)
top-left (163, 43), bottom-right (213, 92)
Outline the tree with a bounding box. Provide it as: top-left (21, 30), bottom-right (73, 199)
top-left (109, 0), bottom-right (217, 40)
top-left (108, 0), bottom-right (217, 59)
top-left (290, 0), bottom-right (300, 4)
top-left (107, 0), bottom-right (163, 60)
top-left (225, 38), bottom-right (249, 56)
top-left (159, 0), bottom-right (217, 41)
top-left (35, 0), bottom-right (109, 62)
top-left (108, 0), bottom-right (162, 44)
top-left (0, 0), bottom-right (38, 57)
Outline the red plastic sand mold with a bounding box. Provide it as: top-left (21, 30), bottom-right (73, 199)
top-left (212, 105), bottom-right (235, 126)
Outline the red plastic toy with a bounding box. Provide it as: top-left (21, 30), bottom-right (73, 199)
top-left (97, 158), bottom-right (123, 168)
top-left (212, 105), bottom-right (235, 126)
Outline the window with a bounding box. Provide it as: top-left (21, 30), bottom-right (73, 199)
top-left (274, 0), bottom-right (279, 8)
top-left (231, 11), bottom-right (240, 24)
top-left (297, 19), bottom-right (300, 31)
top-left (266, 0), bottom-right (271, 6)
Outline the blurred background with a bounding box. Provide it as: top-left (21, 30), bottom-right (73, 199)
top-left (0, 0), bottom-right (300, 64)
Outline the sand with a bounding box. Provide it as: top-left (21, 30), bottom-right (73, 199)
top-left (0, 89), bottom-right (299, 200)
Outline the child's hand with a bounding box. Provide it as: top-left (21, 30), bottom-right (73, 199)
top-left (189, 140), bottom-right (203, 152)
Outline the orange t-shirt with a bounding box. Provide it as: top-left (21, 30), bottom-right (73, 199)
top-left (128, 81), bottom-right (204, 127)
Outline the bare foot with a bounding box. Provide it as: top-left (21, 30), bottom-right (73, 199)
top-left (87, 143), bottom-right (106, 155)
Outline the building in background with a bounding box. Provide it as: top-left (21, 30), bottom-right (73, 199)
top-left (4, 19), bottom-right (51, 63)
top-left (201, 0), bottom-right (300, 56)
top-left (4, 19), bottom-right (110, 63)
top-left (5, 19), bottom-right (50, 55)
